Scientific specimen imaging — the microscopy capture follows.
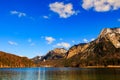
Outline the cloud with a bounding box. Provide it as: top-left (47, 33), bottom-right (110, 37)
top-left (83, 38), bottom-right (89, 43)
top-left (45, 36), bottom-right (55, 44)
top-left (91, 38), bottom-right (95, 41)
top-left (49, 2), bottom-right (76, 18)
top-left (10, 10), bottom-right (26, 17)
top-left (8, 41), bottom-right (18, 46)
top-left (82, 0), bottom-right (120, 12)
top-left (43, 16), bottom-right (49, 19)
top-left (55, 42), bottom-right (71, 48)
top-left (83, 38), bottom-right (96, 43)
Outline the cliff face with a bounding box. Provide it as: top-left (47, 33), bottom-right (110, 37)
top-left (66, 43), bottom-right (89, 58)
top-left (43, 48), bottom-right (67, 60)
top-left (66, 28), bottom-right (120, 67)
top-left (98, 28), bottom-right (120, 48)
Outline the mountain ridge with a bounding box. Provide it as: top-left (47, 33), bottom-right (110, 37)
top-left (0, 27), bottom-right (120, 68)
top-left (64, 28), bottom-right (120, 67)
top-left (35, 28), bottom-right (120, 67)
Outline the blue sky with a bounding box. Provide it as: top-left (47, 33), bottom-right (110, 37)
top-left (0, 0), bottom-right (120, 58)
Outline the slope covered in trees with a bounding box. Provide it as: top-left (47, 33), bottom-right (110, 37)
top-left (0, 51), bottom-right (35, 68)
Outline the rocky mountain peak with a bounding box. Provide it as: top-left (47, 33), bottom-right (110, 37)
top-left (99, 28), bottom-right (120, 37)
top-left (32, 48), bottom-right (67, 63)
top-left (66, 28), bottom-right (120, 59)
top-left (41, 48), bottom-right (67, 60)
top-left (64, 28), bottom-right (120, 67)
top-left (52, 48), bottom-right (67, 54)
top-left (98, 28), bottom-right (120, 48)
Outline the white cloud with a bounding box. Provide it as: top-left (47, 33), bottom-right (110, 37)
top-left (83, 38), bottom-right (88, 43)
top-left (43, 16), bottom-right (49, 19)
top-left (45, 36), bottom-right (55, 44)
top-left (8, 41), bottom-right (18, 46)
top-left (56, 42), bottom-right (71, 48)
top-left (49, 2), bottom-right (76, 18)
top-left (91, 38), bottom-right (95, 41)
top-left (82, 0), bottom-right (120, 12)
top-left (10, 10), bottom-right (26, 17)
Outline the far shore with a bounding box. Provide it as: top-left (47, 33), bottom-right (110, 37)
top-left (0, 65), bottom-right (120, 68)
top-left (82, 65), bottom-right (120, 68)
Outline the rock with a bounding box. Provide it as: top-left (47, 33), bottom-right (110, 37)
top-left (66, 43), bottom-right (88, 58)
top-left (98, 28), bottom-right (120, 48)
top-left (42, 48), bottom-right (67, 60)
top-left (31, 56), bottom-right (44, 63)
top-left (66, 28), bottom-right (120, 67)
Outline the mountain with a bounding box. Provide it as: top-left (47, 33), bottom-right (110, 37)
top-left (0, 51), bottom-right (35, 68)
top-left (35, 48), bottom-right (67, 67)
top-left (65, 28), bottom-right (120, 67)
top-left (42, 48), bottom-right (67, 60)
top-left (4, 27), bottom-right (118, 68)
top-left (31, 56), bottom-right (44, 64)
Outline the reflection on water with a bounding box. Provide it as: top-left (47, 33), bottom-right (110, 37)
top-left (0, 67), bottom-right (120, 80)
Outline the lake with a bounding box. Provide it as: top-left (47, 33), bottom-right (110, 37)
top-left (0, 67), bottom-right (120, 80)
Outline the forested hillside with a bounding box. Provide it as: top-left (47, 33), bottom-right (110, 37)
top-left (0, 51), bottom-right (35, 68)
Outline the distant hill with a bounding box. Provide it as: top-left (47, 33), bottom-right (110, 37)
top-left (0, 51), bottom-right (35, 68)
top-left (31, 56), bottom-right (44, 64)
top-left (32, 48), bottom-right (67, 67)
top-left (42, 48), bottom-right (67, 60)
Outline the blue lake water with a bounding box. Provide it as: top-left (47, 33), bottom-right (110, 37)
top-left (0, 67), bottom-right (120, 80)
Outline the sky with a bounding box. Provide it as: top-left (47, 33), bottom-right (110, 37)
top-left (0, 0), bottom-right (120, 58)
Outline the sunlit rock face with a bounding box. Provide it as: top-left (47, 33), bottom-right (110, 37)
top-left (32, 48), bottom-right (67, 64)
top-left (65, 28), bottom-right (120, 67)
top-left (67, 28), bottom-right (120, 59)
top-left (66, 43), bottom-right (89, 59)
top-left (98, 28), bottom-right (120, 48)
top-left (43, 48), bottom-right (67, 60)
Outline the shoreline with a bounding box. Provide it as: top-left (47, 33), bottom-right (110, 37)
top-left (81, 65), bottom-right (120, 68)
top-left (0, 65), bottom-right (120, 68)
